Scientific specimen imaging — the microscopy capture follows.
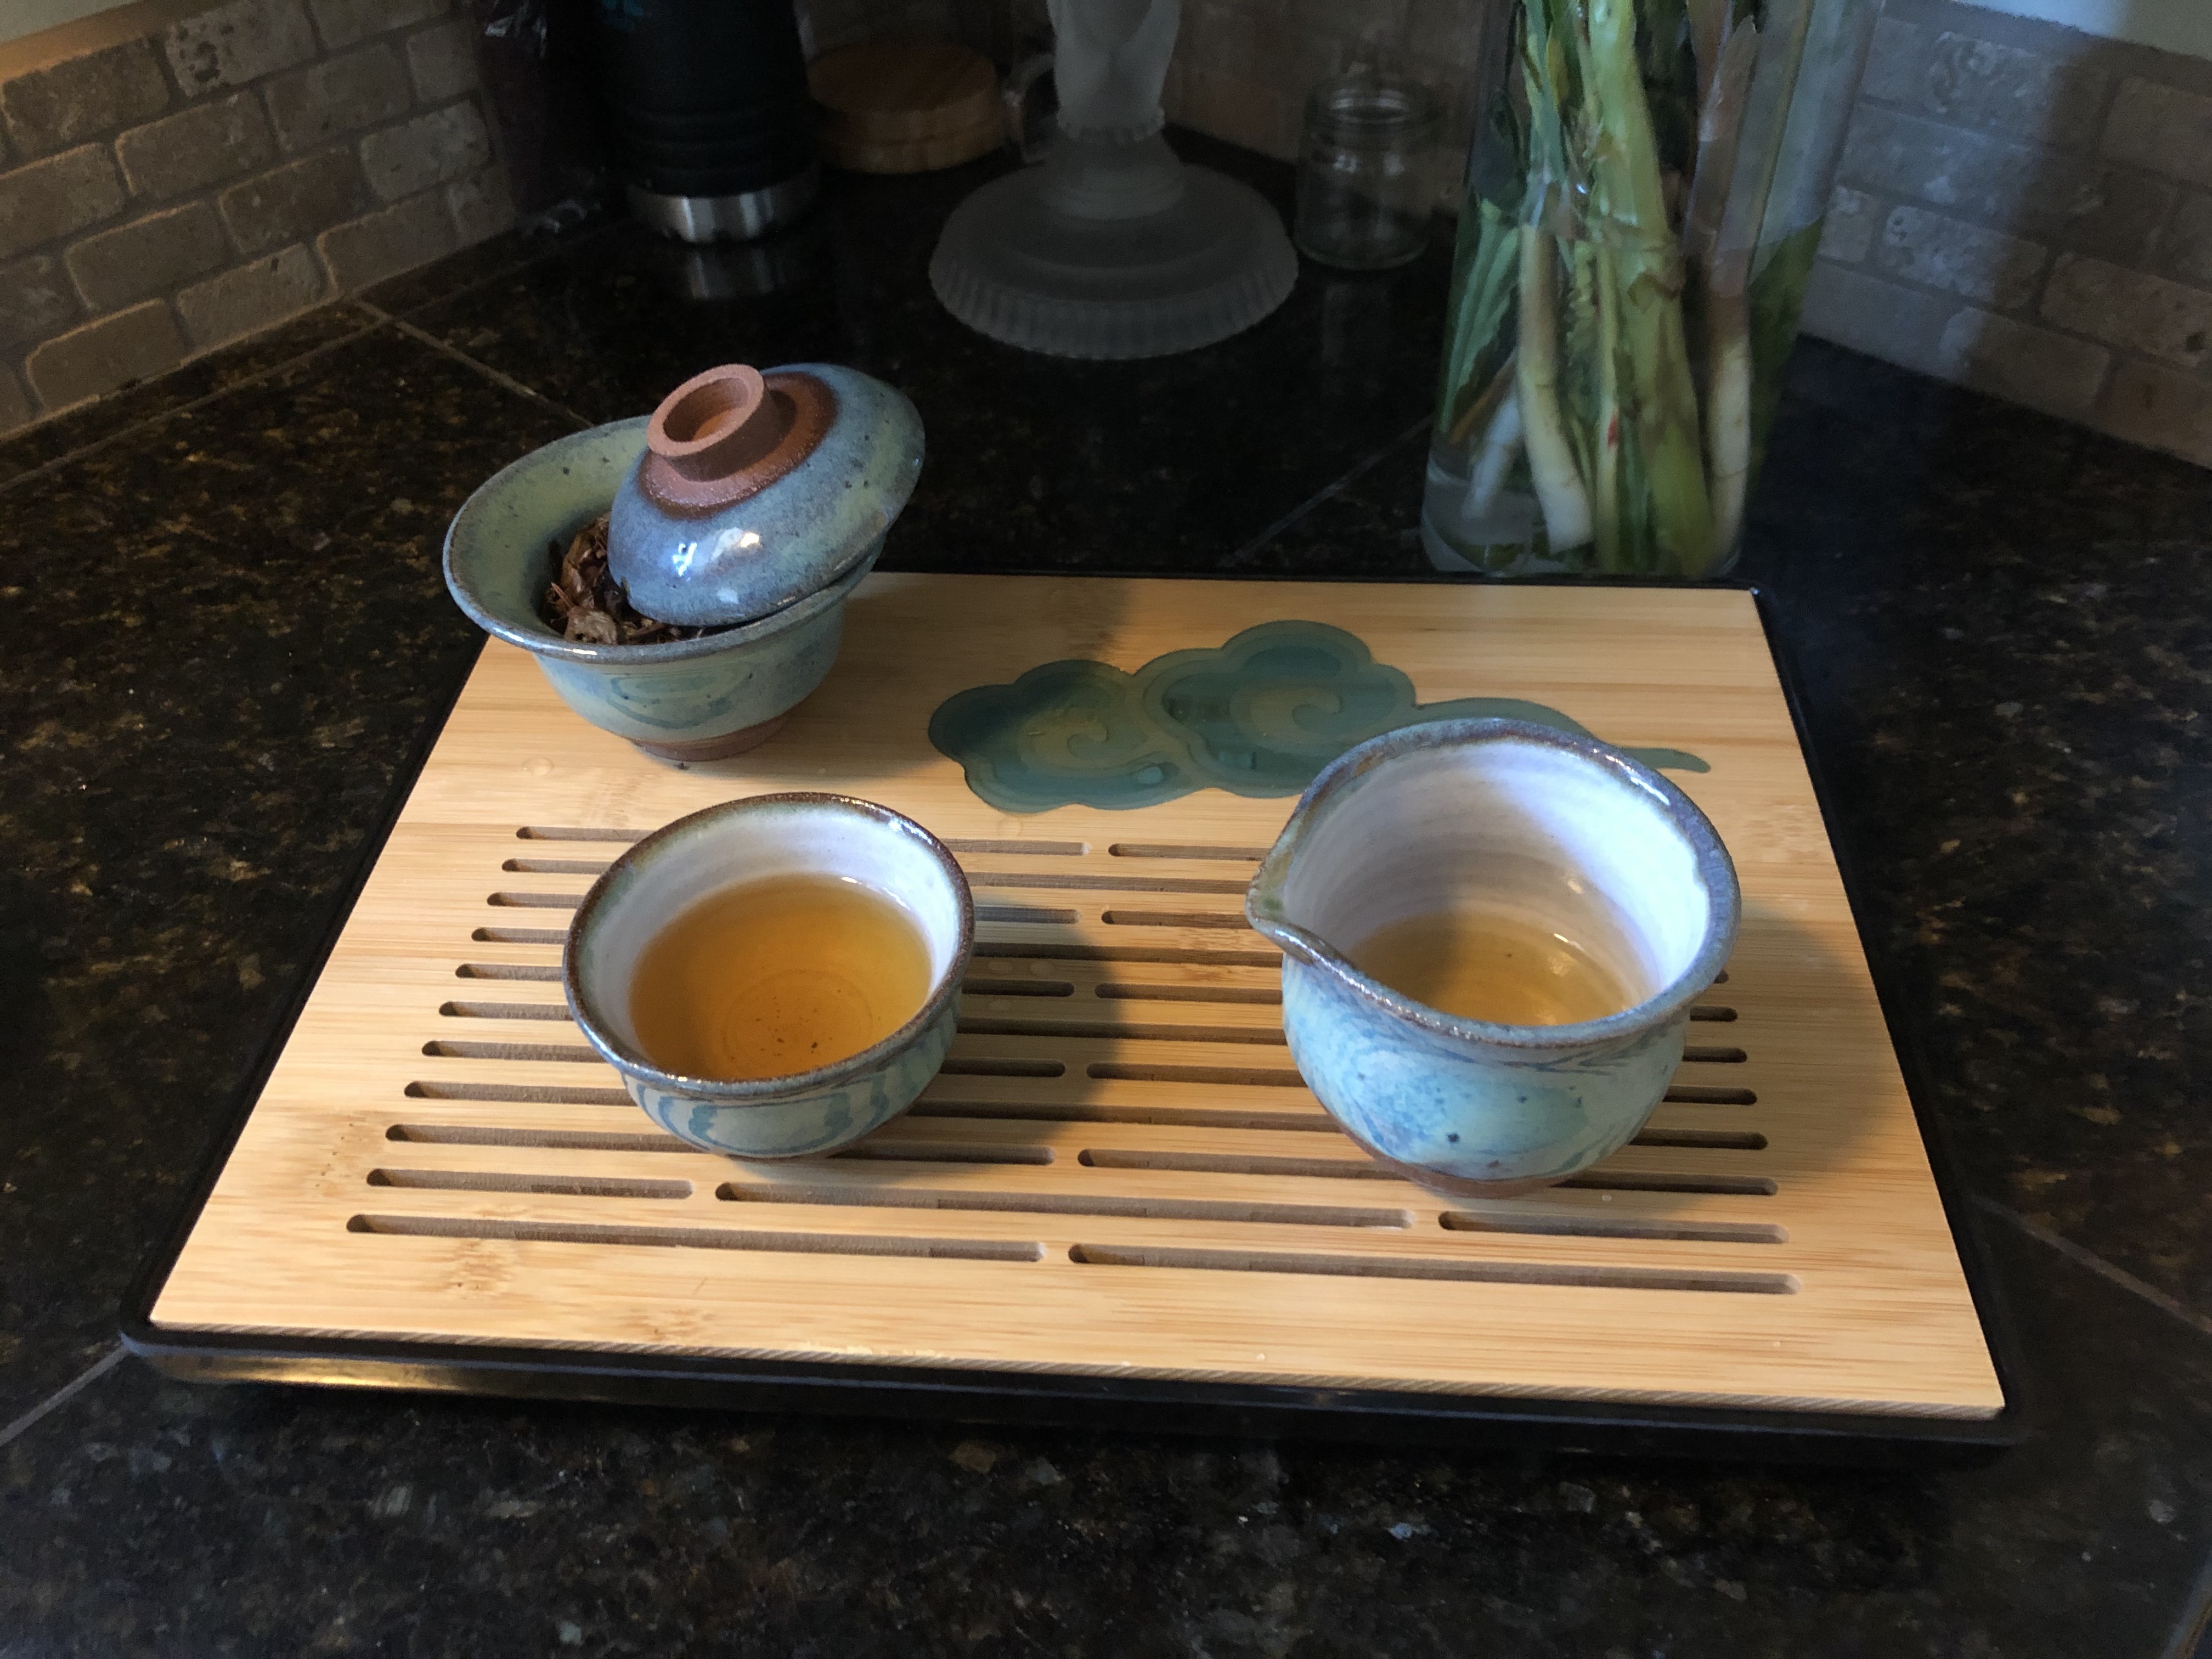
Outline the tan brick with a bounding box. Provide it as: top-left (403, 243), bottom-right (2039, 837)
top-left (2102, 77), bottom-right (2212, 190)
top-left (264, 43), bottom-right (410, 152)
top-left (1934, 309), bottom-right (2109, 418)
top-left (1397, 0), bottom-right (1487, 75)
top-left (1844, 106), bottom-right (2173, 263)
top-left (1817, 187), bottom-right (1877, 265)
top-left (1922, 33), bottom-right (2108, 147)
top-left (116, 92), bottom-right (275, 199)
top-left (0, 365), bottom-right (33, 435)
top-left (2041, 253), bottom-right (2212, 371)
top-left (163, 0), bottom-right (319, 98)
top-left (0, 143), bottom-right (126, 259)
top-left (316, 188), bottom-right (453, 288)
top-left (359, 99), bottom-right (489, 201)
top-left (1283, 0), bottom-right (1413, 56)
top-left (219, 147), bottom-right (370, 253)
top-left (445, 161), bottom-right (513, 245)
top-left (2097, 358), bottom-right (2212, 468)
top-left (1169, 67), bottom-right (1299, 162)
top-left (2167, 194), bottom-right (2212, 289)
top-left (310, 0), bottom-right (447, 51)
top-left (175, 243), bottom-right (328, 347)
top-left (1797, 263), bottom-right (1956, 369)
top-left (1858, 15), bottom-right (1926, 104)
top-left (24, 300), bottom-right (186, 408)
top-left (64, 201), bottom-right (232, 310)
top-left (1876, 205), bottom-right (2046, 309)
top-left (1177, 5), bottom-right (1340, 122)
top-left (0, 40), bottom-right (170, 160)
top-left (0, 252), bottom-right (79, 350)
top-left (403, 17), bottom-right (477, 103)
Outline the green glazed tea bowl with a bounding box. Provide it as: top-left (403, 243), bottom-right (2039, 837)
top-left (1245, 719), bottom-right (1739, 1198)
top-left (564, 793), bottom-right (974, 1160)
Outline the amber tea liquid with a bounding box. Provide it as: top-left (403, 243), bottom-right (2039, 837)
top-left (1351, 909), bottom-right (1631, 1026)
top-left (629, 874), bottom-right (933, 1081)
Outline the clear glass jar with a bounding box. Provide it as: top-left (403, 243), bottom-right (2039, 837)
top-left (1420, 0), bottom-right (1883, 577)
top-left (1294, 71), bottom-right (1439, 272)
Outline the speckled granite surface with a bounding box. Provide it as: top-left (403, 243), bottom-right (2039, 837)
top-left (3, 137), bottom-right (2210, 1655)
top-left (396, 137), bottom-right (1451, 577)
top-left (4, 1222), bottom-right (2210, 1656)
top-left (0, 317), bottom-right (574, 1426)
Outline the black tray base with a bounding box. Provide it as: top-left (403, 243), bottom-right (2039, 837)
top-left (126, 1326), bottom-right (2015, 1470)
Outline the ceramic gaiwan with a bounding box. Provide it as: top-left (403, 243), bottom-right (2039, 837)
top-left (443, 361), bottom-right (924, 760)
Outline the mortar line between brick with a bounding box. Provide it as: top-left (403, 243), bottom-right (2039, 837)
top-left (0, 307), bottom-right (390, 497)
top-left (366, 306), bottom-right (590, 430)
top-left (1973, 1193), bottom-right (2212, 1342)
top-left (0, 1345), bottom-right (126, 1452)
top-left (1227, 414), bottom-right (1433, 563)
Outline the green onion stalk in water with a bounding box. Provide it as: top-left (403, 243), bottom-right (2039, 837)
top-left (1426, 0), bottom-right (1877, 576)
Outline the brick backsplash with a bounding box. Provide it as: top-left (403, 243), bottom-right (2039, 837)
top-left (850, 0), bottom-right (2211, 471)
top-left (0, 0), bottom-right (514, 434)
top-left (9, 0), bottom-right (2209, 469)
top-left (1148, 0), bottom-right (2212, 468)
top-left (1802, 0), bottom-right (2212, 468)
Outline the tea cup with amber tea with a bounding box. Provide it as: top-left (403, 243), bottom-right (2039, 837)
top-left (565, 794), bottom-right (973, 1159)
top-left (1244, 719), bottom-right (1739, 1197)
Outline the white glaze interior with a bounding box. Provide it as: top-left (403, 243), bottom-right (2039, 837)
top-left (1277, 738), bottom-right (1713, 1005)
top-left (578, 802), bottom-right (964, 1055)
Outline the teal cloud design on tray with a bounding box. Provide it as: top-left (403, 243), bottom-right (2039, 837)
top-left (928, 620), bottom-right (1709, 813)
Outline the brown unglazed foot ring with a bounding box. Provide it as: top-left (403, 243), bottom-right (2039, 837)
top-left (1333, 1116), bottom-right (1583, 1200)
top-left (628, 712), bottom-right (791, 763)
top-left (639, 365), bottom-right (837, 514)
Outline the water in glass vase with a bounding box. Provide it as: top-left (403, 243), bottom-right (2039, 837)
top-left (1421, 0), bottom-right (1883, 578)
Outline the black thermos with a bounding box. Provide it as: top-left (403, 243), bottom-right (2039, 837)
top-left (589, 0), bottom-right (817, 242)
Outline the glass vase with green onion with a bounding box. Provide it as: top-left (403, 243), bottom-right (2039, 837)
top-left (1421, 0), bottom-right (1881, 577)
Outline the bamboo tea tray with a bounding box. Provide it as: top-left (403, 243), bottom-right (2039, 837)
top-left (127, 577), bottom-right (2016, 1461)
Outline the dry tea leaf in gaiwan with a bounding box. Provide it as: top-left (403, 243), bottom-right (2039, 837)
top-left (544, 513), bottom-right (724, 646)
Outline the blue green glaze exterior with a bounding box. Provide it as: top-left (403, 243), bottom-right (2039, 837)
top-left (1280, 957), bottom-right (1685, 1190)
top-left (442, 417), bottom-right (880, 752)
top-left (564, 793), bottom-right (975, 1163)
top-left (608, 363), bottom-right (925, 627)
top-left (529, 567), bottom-right (863, 744)
top-left (1247, 719), bottom-right (1740, 1198)
top-left (622, 1000), bottom-right (958, 1159)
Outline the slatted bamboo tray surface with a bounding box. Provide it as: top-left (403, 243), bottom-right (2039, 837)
top-left (149, 576), bottom-right (2004, 1420)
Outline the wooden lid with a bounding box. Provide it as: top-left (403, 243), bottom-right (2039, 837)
top-left (808, 38), bottom-right (998, 143)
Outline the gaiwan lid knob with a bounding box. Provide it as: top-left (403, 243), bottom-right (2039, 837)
top-left (639, 364), bottom-right (837, 512)
top-left (607, 359), bottom-right (925, 627)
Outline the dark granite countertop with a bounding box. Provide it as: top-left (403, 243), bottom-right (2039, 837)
top-left (5, 136), bottom-right (2211, 1655)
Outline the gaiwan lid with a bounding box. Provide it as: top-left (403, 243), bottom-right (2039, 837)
top-left (606, 361), bottom-right (924, 627)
